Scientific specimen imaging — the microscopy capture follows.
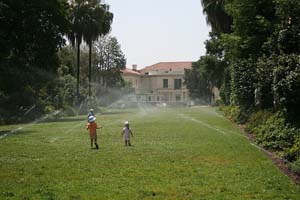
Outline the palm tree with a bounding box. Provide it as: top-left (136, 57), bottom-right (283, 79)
top-left (68, 0), bottom-right (90, 103)
top-left (201, 0), bottom-right (232, 33)
top-left (82, 0), bottom-right (113, 96)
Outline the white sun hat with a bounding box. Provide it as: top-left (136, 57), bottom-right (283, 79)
top-left (88, 116), bottom-right (96, 122)
top-left (124, 121), bottom-right (129, 125)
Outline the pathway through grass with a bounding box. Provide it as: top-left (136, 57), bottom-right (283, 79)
top-left (0, 107), bottom-right (299, 199)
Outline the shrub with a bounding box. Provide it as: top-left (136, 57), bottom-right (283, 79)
top-left (220, 105), bottom-right (254, 124)
top-left (213, 99), bottom-right (224, 107)
top-left (255, 112), bottom-right (296, 153)
top-left (273, 54), bottom-right (300, 124)
top-left (219, 105), bottom-right (240, 122)
top-left (245, 110), bottom-right (273, 134)
top-left (63, 106), bottom-right (77, 116)
top-left (256, 56), bottom-right (274, 109)
top-left (230, 60), bottom-right (256, 109)
top-left (44, 105), bottom-right (56, 114)
top-left (236, 106), bottom-right (254, 124)
top-left (287, 135), bottom-right (300, 161)
top-left (289, 159), bottom-right (300, 175)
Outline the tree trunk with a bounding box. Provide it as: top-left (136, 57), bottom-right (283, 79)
top-left (76, 40), bottom-right (80, 104)
top-left (88, 43), bottom-right (92, 97)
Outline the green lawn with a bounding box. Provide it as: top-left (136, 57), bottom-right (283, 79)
top-left (0, 107), bottom-right (299, 199)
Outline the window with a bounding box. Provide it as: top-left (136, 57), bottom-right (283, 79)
top-left (157, 96), bottom-right (160, 101)
top-left (163, 79), bottom-right (168, 88)
top-left (174, 79), bottom-right (182, 89)
top-left (176, 95), bottom-right (181, 101)
top-left (148, 96), bottom-right (151, 101)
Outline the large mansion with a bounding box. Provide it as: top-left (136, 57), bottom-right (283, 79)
top-left (121, 62), bottom-right (192, 103)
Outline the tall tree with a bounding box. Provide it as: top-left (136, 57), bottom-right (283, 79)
top-left (201, 0), bottom-right (232, 33)
top-left (224, 0), bottom-right (276, 109)
top-left (68, 0), bottom-right (89, 102)
top-left (82, 0), bottom-right (113, 96)
top-left (0, 0), bottom-right (69, 122)
top-left (69, 0), bottom-right (113, 98)
top-left (225, 0), bottom-right (276, 59)
top-left (94, 35), bottom-right (126, 92)
top-left (185, 55), bottom-right (225, 104)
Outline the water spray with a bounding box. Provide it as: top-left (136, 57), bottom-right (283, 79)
top-left (0, 110), bottom-right (62, 139)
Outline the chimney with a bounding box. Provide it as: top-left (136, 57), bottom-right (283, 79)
top-left (132, 64), bottom-right (137, 71)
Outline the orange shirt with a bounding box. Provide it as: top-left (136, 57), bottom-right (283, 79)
top-left (86, 122), bottom-right (98, 134)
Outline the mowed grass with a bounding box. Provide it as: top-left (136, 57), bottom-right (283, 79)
top-left (0, 107), bottom-right (300, 200)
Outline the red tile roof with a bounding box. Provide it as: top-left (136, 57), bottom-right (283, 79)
top-left (141, 62), bottom-right (193, 72)
top-left (121, 62), bottom-right (193, 76)
top-left (121, 68), bottom-right (141, 75)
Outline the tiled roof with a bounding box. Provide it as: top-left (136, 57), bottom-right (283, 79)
top-left (141, 62), bottom-right (193, 72)
top-left (121, 68), bottom-right (141, 75)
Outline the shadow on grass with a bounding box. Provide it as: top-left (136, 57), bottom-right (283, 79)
top-left (0, 130), bottom-right (10, 137)
top-left (41, 117), bottom-right (86, 123)
top-left (0, 129), bottom-right (34, 138)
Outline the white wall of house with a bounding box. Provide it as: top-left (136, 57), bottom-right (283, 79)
top-left (123, 73), bottom-right (189, 103)
top-left (122, 62), bottom-right (194, 104)
top-left (122, 74), bottom-right (142, 91)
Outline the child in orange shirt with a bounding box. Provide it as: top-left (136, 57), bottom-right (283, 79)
top-left (86, 116), bottom-right (102, 149)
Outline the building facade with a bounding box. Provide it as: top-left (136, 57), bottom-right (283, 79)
top-left (121, 62), bottom-right (192, 103)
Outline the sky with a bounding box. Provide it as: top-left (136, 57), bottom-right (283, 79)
top-left (105, 0), bottom-right (211, 69)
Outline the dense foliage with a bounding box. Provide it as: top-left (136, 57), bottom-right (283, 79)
top-left (0, 0), bottom-right (69, 123)
top-left (201, 0), bottom-right (232, 33)
top-left (185, 55), bottom-right (224, 104)
top-left (68, 0), bottom-right (113, 98)
top-left (94, 35), bottom-right (126, 91)
top-left (58, 37), bottom-right (127, 114)
top-left (196, 0), bottom-right (300, 174)
top-left (0, 0), bottom-right (127, 123)
top-left (185, 33), bottom-right (225, 104)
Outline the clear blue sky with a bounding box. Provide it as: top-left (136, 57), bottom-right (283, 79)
top-left (105, 0), bottom-right (211, 69)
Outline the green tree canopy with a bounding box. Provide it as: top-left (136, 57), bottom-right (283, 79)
top-left (0, 0), bottom-right (69, 122)
top-left (68, 0), bottom-right (113, 97)
top-left (201, 0), bottom-right (232, 33)
top-left (185, 55), bottom-right (225, 104)
top-left (94, 35), bottom-right (126, 92)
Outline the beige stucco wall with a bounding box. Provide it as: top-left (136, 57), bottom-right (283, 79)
top-left (122, 74), bottom-right (142, 91)
top-left (140, 74), bottom-right (189, 102)
top-left (122, 68), bottom-right (221, 104)
top-left (122, 69), bottom-right (190, 103)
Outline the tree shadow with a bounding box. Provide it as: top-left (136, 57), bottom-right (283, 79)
top-left (41, 117), bottom-right (86, 123)
top-left (0, 130), bottom-right (9, 137)
top-left (0, 129), bottom-right (34, 138)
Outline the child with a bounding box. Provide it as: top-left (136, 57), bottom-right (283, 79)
top-left (122, 121), bottom-right (133, 146)
top-left (86, 116), bottom-right (102, 149)
top-left (87, 108), bottom-right (95, 122)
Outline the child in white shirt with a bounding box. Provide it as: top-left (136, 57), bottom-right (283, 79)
top-left (122, 121), bottom-right (133, 146)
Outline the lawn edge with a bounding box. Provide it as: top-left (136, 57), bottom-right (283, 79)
top-left (218, 109), bottom-right (300, 185)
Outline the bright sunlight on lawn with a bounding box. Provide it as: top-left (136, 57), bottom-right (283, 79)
top-left (1, 107), bottom-right (300, 199)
